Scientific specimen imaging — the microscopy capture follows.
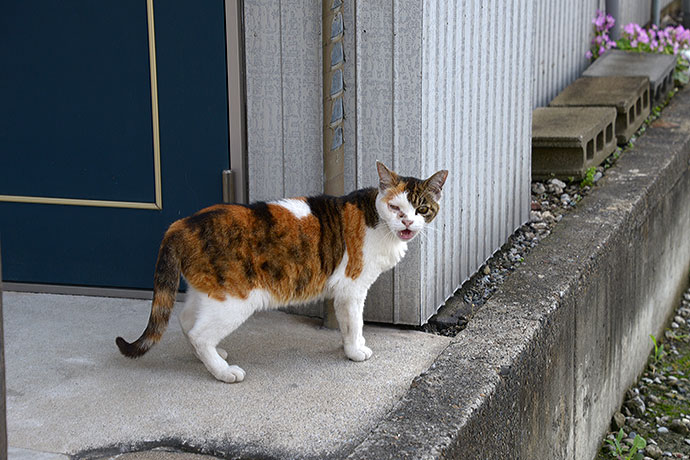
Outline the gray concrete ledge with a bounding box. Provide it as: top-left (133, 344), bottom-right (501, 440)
top-left (347, 88), bottom-right (690, 459)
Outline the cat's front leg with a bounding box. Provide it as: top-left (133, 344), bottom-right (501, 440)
top-left (333, 294), bottom-right (372, 362)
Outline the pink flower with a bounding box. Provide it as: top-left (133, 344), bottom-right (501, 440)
top-left (586, 50), bottom-right (593, 59)
top-left (638, 30), bottom-right (649, 44)
top-left (623, 22), bottom-right (637, 36)
top-left (630, 39), bottom-right (638, 48)
top-left (599, 45), bottom-right (606, 55)
top-left (606, 15), bottom-right (615, 29)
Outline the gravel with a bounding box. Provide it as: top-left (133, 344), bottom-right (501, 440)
top-left (596, 283), bottom-right (690, 460)
top-left (425, 83), bottom-right (677, 338)
top-left (424, 173), bottom-right (599, 336)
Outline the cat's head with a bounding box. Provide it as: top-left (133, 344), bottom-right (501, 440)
top-left (375, 161), bottom-right (448, 242)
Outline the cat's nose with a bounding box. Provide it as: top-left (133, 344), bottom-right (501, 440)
top-left (402, 218), bottom-right (413, 228)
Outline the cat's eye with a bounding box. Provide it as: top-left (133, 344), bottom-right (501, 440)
top-left (389, 204), bottom-right (400, 212)
top-left (417, 205), bottom-right (430, 214)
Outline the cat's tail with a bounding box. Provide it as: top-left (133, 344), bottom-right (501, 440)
top-left (116, 230), bottom-right (182, 358)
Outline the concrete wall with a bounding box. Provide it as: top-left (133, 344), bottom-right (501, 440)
top-left (347, 85), bottom-right (690, 460)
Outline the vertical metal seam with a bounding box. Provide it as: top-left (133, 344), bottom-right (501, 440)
top-left (278, 0), bottom-right (286, 197)
top-left (353, 0), bottom-right (358, 189)
top-left (391, 0), bottom-right (397, 323)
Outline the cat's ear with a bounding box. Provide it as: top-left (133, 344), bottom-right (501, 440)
top-left (425, 169), bottom-right (448, 201)
top-left (376, 161), bottom-right (398, 191)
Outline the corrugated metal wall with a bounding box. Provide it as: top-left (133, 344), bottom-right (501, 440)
top-left (241, 0), bottom-right (674, 324)
top-left (532, 0), bottom-right (604, 108)
top-left (618, 0), bottom-right (674, 29)
top-left (345, 0), bottom-right (533, 323)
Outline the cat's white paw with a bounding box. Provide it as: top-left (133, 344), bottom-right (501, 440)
top-left (344, 345), bottom-right (373, 362)
top-left (216, 347), bottom-right (228, 360)
top-left (214, 364), bottom-right (246, 383)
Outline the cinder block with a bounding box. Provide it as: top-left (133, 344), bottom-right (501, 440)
top-left (549, 76), bottom-right (650, 144)
top-left (582, 50), bottom-right (676, 106)
top-left (532, 106), bottom-right (617, 180)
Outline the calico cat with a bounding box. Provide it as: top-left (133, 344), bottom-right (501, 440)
top-left (116, 162), bottom-right (448, 383)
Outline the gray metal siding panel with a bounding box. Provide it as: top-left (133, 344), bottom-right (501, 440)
top-left (243, 0), bottom-right (547, 324)
top-left (354, 0), bottom-right (395, 323)
top-left (244, 1), bottom-right (323, 202)
top-left (416, 0), bottom-right (534, 319)
top-left (392, 0), bottom-right (424, 325)
top-left (280, 1), bottom-right (323, 198)
top-left (243, 1), bottom-right (284, 201)
top-left (619, 0), bottom-right (651, 27)
top-left (531, 0), bottom-right (602, 108)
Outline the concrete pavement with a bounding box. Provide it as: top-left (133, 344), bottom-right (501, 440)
top-left (3, 292), bottom-right (450, 459)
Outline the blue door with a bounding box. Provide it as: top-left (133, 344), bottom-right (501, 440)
top-left (0, 1), bottom-right (231, 289)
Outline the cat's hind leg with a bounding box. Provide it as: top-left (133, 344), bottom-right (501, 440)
top-left (185, 292), bottom-right (257, 383)
top-left (178, 288), bottom-right (228, 360)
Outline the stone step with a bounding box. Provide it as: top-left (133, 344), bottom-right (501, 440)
top-left (582, 49), bottom-right (676, 106)
top-left (532, 106), bottom-right (617, 180)
top-left (549, 76), bottom-right (650, 144)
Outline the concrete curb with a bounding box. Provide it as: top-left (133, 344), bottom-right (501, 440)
top-left (346, 88), bottom-right (690, 459)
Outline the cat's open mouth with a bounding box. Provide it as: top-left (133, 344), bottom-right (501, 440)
top-left (397, 229), bottom-right (416, 241)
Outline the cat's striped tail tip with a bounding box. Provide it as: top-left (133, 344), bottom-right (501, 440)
top-left (116, 336), bottom-right (146, 359)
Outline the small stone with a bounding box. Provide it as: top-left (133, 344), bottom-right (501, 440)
top-left (542, 211), bottom-right (556, 223)
top-left (483, 265), bottom-right (491, 275)
top-left (626, 396), bottom-right (646, 417)
top-left (672, 322), bottom-right (680, 329)
top-left (658, 426), bottom-right (670, 434)
top-left (679, 308), bottom-right (690, 318)
top-left (550, 178), bottom-right (566, 189)
top-left (647, 444), bottom-right (663, 459)
top-left (649, 394), bottom-right (662, 404)
top-left (531, 201), bottom-right (541, 211)
top-left (593, 171), bottom-right (603, 183)
top-left (668, 376), bottom-right (679, 385)
top-left (675, 316), bottom-right (686, 325)
top-left (684, 293), bottom-right (690, 301)
top-left (671, 419), bottom-right (689, 435)
top-left (613, 411), bottom-right (626, 431)
top-left (662, 452), bottom-right (672, 457)
top-left (560, 193), bottom-right (571, 203)
top-left (531, 182), bottom-right (546, 195)
top-left (530, 211), bottom-right (542, 222)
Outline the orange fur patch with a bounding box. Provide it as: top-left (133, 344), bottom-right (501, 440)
top-left (343, 203), bottom-right (365, 279)
top-left (167, 203), bottom-right (333, 304)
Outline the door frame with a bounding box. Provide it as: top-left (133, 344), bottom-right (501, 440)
top-left (225, 0), bottom-right (248, 205)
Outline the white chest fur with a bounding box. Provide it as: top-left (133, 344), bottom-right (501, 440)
top-left (363, 224), bottom-right (408, 273)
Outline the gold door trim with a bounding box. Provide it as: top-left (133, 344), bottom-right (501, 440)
top-left (0, 0), bottom-right (162, 210)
